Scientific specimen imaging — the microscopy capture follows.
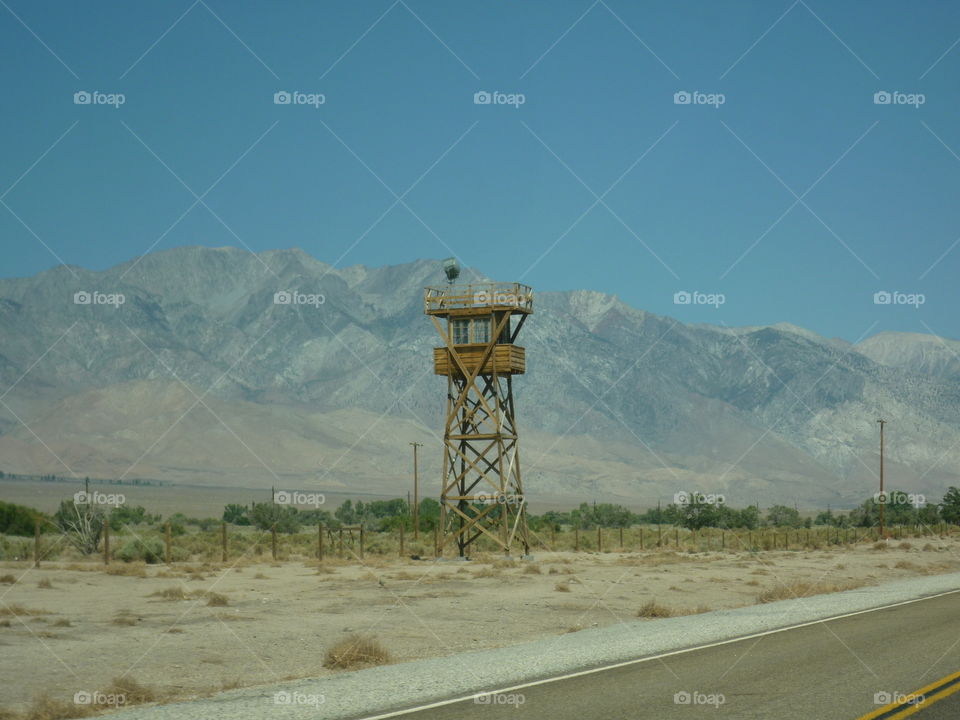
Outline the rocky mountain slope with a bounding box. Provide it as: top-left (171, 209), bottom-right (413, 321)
top-left (0, 246), bottom-right (957, 509)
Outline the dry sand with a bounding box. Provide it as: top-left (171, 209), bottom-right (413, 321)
top-left (1, 539), bottom-right (959, 714)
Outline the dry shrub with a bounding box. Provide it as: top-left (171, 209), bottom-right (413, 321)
top-left (51, 619), bottom-right (71, 627)
top-left (473, 567), bottom-right (500, 579)
top-left (324, 634), bottom-right (390, 669)
top-left (0, 604), bottom-right (48, 617)
top-left (0, 574), bottom-right (16, 584)
top-left (492, 558), bottom-right (516, 570)
top-left (102, 676), bottom-right (157, 705)
top-left (37, 578), bottom-right (53, 589)
top-left (894, 560), bottom-right (918, 570)
top-left (745, 579), bottom-right (760, 586)
top-left (112, 614), bottom-right (138, 626)
top-left (758, 580), bottom-right (865, 603)
top-left (105, 564), bottom-right (147, 578)
top-left (253, 573), bottom-right (269, 580)
top-left (523, 564), bottom-right (542, 575)
top-left (20, 693), bottom-right (95, 719)
top-left (898, 542), bottom-right (913, 550)
top-left (554, 582), bottom-right (571, 592)
top-left (0, 619), bottom-right (10, 628)
top-left (922, 543), bottom-right (937, 552)
top-left (872, 542), bottom-right (888, 551)
top-left (150, 586), bottom-right (188, 601)
top-left (205, 592), bottom-right (229, 607)
top-left (637, 600), bottom-right (673, 618)
top-left (548, 567), bottom-right (558, 575)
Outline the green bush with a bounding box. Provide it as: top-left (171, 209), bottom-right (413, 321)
top-left (116, 538), bottom-right (165, 564)
top-left (0, 501), bottom-right (46, 537)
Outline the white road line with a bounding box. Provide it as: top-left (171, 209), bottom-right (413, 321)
top-left (355, 589), bottom-right (960, 719)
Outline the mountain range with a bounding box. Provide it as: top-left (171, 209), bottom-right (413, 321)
top-left (1, 246), bottom-right (958, 510)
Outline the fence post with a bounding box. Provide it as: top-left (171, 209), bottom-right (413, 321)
top-left (103, 522), bottom-right (110, 565)
top-left (271, 527), bottom-right (278, 560)
top-left (639, 528), bottom-right (644, 550)
top-left (399, 524), bottom-right (405, 557)
top-left (574, 527), bottom-right (579, 552)
top-left (165, 522), bottom-right (172, 564)
top-left (675, 527), bottom-right (679, 548)
top-left (722, 531), bottom-right (725, 550)
top-left (619, 527), bottom-right (623, 550)
top-left (657, 524), bottom-right (662, 548)
top-left (34, 518), bottom-right (41, 568)
top-left (597, 527), bottom-right (602, 553)
top-left (359, 526), bottom-right (365, 559)
top-left (221, 522), bottom-right (227, 563)
top-left (338, 528), bottom-right (344, 558)
top-left (318, 524), bottom-right (324, 561)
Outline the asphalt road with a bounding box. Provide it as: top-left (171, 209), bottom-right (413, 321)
top-left (355, 592), bottom-right (960, 720)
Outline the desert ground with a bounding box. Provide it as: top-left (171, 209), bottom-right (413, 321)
top-left (1, 537), bottom-right (959, 717)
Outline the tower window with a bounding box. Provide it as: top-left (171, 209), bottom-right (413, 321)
top-left (451, 317), bottom-right (492, 344)
top-left (473, 318), bottom-right (490, 343)
top-left (452, 319), bottom-right (470, 344)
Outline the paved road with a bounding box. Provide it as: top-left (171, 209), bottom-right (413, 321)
top-left (355, 592), bottom-right (960, 720)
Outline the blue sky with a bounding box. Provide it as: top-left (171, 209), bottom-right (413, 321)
top-left (1, 0), bottom-right (959, 342)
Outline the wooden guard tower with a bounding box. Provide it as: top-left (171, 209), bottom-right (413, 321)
top-left (425, 280), bottom-right (533, 557)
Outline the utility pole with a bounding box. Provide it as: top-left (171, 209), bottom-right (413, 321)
top-left (877, 419), bottom-right (887, 538)
top-left (410, 442), bottom-right (423, 539)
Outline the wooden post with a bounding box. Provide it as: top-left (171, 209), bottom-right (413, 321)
top-left (103, 522), bottom-right (110, 565)
top-left (399, 524), bottom-right (405, 557)
top-left (721, 531), bottom-right (725, 550)
top-left (597, 526), bottom-right (602, 552)
top-left (338, 528), bottom-right (344, 558)
top-left (271, 527), bottom-right (278, 560)
top-left (221, 522), bottom-right (227, 563)
top-left (639, 528), bottom-right (644, 550)
top-left (657, 523), bottom-right (662, 548)
top-left (574, 527), bottom-right (579, 552)
top-left (675, 527), bottom-right (679, 547)
top-left (318, 524), bottom-right (324, 561)
top-left (34, 518), bottom-right (41, 568)
top-left (359, 525), bottom-right (365, 559)
top-left (618, 526), bottom-right (623, 550)
top-left (165, 522), bottom-right (172, 564)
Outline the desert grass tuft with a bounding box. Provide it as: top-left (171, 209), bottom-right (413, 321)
top-left (323, 634), bottom-right (390, 670)
top-left (637, 600), bottom-right (673, 618)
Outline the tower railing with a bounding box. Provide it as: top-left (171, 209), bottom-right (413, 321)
top-left (424, 283), bottom-right (533, 314)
